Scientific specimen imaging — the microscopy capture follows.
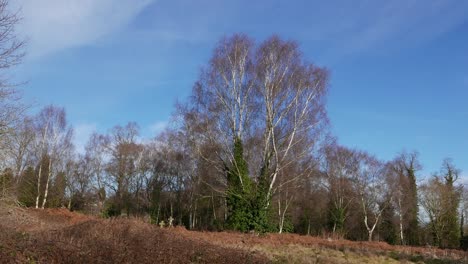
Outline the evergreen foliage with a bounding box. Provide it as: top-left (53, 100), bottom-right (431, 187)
top-left (225, 137), bottom-right (274, 232)
top-left (442, 166), bottom-right (461, 248)
top-left (328, 202), bottom-right (347, 236)
top-left (226, 137), bottom-right (254, 231)
top-left (380, 197), bottom-right (397, 245)
top-left (405, 164), bottom-right (420, 245)
top-left (17, 167), bottom-right (37, 207)
top-left (0, 168), bottom-right (13, 197)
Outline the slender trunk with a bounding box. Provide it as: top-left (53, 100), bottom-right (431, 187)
top-left (170, 201), bottom-right (173, 218)
top-left (307, 218), bottom-right (311, 236)
top-left (278, 198), bottom-right (282, 233)
top-left (279, 215), bottom-right (285, 234)
top-left (211, 192), bottom-right (217, 220)
top-left (278, 194), bottom-right (292, 234)
top-left (156, 203), bottom-right (160, 224)
top-left (41, 158), bottom-right (52, 209)
top-left (36, 123), bottom-right (49, 209)
top-left (461, 211), bottom-right (464, 239)
top-left (398, 197), bottom-right (404, 245)
top-left (368, 230), bottom-right (373, 242)
top-left (35, 163), bottom-right (43, 209)
top-left (189, 213), bottom-right (192, 230)
top-left (188, 200), bottom-right (193, 229)
top-left (399, 219), bottom-right (404, 244)
top-left (192, 202), bottom-right (197, 230)
top-left (224, 197), bottom-right (227, 221)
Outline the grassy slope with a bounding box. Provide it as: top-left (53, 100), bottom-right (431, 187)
top-left (0, 205), bottom-right (466, 264)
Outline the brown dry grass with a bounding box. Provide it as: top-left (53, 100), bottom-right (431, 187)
top-left (0, 206), bottom-right (266, 263)
top-left (172, 228), bottom-right (468, 263)
top-left (0, 204), bottom-right (467, 263)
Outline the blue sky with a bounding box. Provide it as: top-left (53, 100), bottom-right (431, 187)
top-left (13, 0), bottom-right (468, 179)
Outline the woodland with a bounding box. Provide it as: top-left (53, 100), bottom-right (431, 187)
top-left (0, 0), bottom-right (466, 252)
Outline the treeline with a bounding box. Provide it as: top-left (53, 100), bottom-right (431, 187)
top-left (0, 0), bottom-right (466, 250)
top-left (1, 106), bottom-right (466, 249)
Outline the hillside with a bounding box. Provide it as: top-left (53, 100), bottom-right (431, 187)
top-left (0, 205), bottom-right (466, 264)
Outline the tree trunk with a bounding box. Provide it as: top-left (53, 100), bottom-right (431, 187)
top-left (211, 192), bottom-right (217, 221)
top-left (35, 163), bottom-right (43, 209)
top-left (68, 197), bottom-right (72, 210)
top-left (224, 197), bottom-right (227, 221)
top-left (398, 197), bottom-right (404, 245)
top-left (399, 219), bottom-right (404, 244)
top-left (36, 122), bottom-right (49, 209)
top-left (278, 199), bottom-right (282, 234)
top-left (278, 195), bottom-right (292, 234)
top-left (41, 159), bottom-right (52, 209)
top-left (156, 203), bottom-right (160, 224)
top-left (191, 202), bottom-right (197, 230)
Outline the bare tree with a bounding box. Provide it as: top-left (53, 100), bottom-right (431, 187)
top-left (420, 176), bottom-right (451, 247)
top-left (180, 34), bottom-right (329, 230)
top-left (3, 117), bottom-right (35, 183)
top-left (84, 133), bottom-right (107, 211)
top-left (33, 106), bottom-right (73, 209)
top-left (353, 152), bottom-right (391, 241)
top-left (387, 159), bottom-right (407, 244)
top-left (101, 122), bottom-right (143, 216)
top-left (254, 36), bottom-right (328, 207)
top-left (0, 0), bottom-right (26, 140)
top-left (322, 145), bottom-right (360, 236)
top-left (66, 154), bottom-right (95, 210)
top-left (420, 159), bottom-right (462, 248)
top-left (387, 151), bottom-right (421, 245)
top-left (186, 34), bottom-right (255, 194)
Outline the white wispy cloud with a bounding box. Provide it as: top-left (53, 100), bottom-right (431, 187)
top-left (123, 0), bottom-right (468, 62)
top-left (13, 0), bottom-right (468, 62)
top-left (149, 121), bottom-right (167, 136)
top-left (326, 0), bottom-right (468, 56)
top-left (73, 122), bottom-right (97, 154)
top-left (15, 0), bottom-right (154, 59)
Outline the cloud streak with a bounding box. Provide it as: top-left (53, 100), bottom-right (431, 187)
top-left (127, 0), bottom-right (468, 62)
top-left (15, 0), bottom-right (154, 59)
top-left (326, 0), bottom-right (468, 57)
top-left (149, 121), bottom-right (167, 135)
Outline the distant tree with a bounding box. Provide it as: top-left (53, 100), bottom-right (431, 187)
top-left (402, 153), bottom-right (421, 246)
top-left (460, 188), bottom-right (468, 250)
top-left (440, 159), bottom-right (462, 248)
top-left (322, 145), bottom-right (360, 237)
top-left (353, 152), bottom-right (391, 242)
top-left (84, 133), bottom-right (107, 211)
top-left (66, 154), bottom-right (94, 211)
top-left (420, 159), bottom-right (462, 248)
top-left (379, 194), bottom-right (397, 245)
top-left (294, 177), bottom-right (328, 236)
top-left (48, 171), bottom-right (66, 207)
top-left (420, 177), bottom-right (448, 247)
top-left (33, 106), bottom-right (73, 209)
top-left (388, 151), bottom-right (421, 245)
top-left (101, 122), bottom-right (143, 216)
top-left (3, 117), bottom-right (35, 185)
